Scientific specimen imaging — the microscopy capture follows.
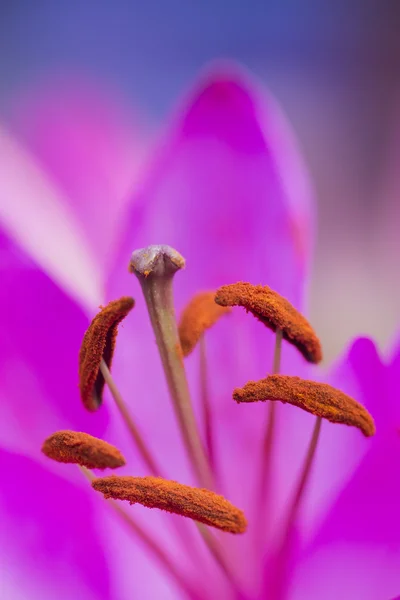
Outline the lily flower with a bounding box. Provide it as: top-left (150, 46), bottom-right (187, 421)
top-left (0, 64), bottom-right (398, 600)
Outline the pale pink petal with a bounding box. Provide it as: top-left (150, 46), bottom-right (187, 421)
top-left (0, 230), bottom-right (108, 461)
top-left (0, 124), bottom-right (102, 311)
top-left (11, 78), bottom-right (144, 279)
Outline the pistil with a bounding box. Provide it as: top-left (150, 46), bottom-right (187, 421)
top-left (129, 245), bottom-right (215, 490)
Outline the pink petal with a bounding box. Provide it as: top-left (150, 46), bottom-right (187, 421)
top-left (279, 338), bottom-right (384, 538)
top-left (0, 230), bottom-right (108, 461)
top-left (111, 62), bottom-right (314, 305)
top-left (11, 77), bottom-right (143, 279)
top-left (289, 339), bottom-right (400, 599)
top-left (0, 125), bottom-right (102, 311)
top-left (289, 434), bottom-right (400, 600)
top-left (0, 448), bottom-right (111, 599)
top-left (388, 333), bottom-right (400, 422)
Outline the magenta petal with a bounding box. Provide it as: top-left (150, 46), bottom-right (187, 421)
top-left (11, 77), bottom-right (142, 276)
top-left (289, 339), bottom-right (400, 599)
top-left (0, 230), bottom-right (108, 460)
top-left (0, 448), bottom-right (111, 599)
top-left (388, 334), bottom-right (400, 422)
top-left (110, 63), bottom-right (314, 306)
top-left (289, 433), bottom-right (400, 600)
top-left (346, 337), bottom-right (395, 429)
top-left (278, 338), bottom-right (383, 538)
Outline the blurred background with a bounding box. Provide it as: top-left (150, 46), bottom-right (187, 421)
top-left (0, 0), bottom-right (399, 361)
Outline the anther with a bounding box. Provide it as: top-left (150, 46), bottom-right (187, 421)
top-left (178, 291), bottom-right (231, 357)
top-left (79, 297), bottom-right (134, 411)
top-left (42, 430), bottom-right (126, 469)
top-left (92, 475), bottom-right (247, 534)
top-left (233, 375), bottom-right (375, 437)
top-left (215, 282), bottom-right (322, 364)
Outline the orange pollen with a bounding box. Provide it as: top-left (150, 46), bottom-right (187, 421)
top-left (42, 430), bottom-right (126, 469)
top-left (178, 291), bottom-right (231, 357)
top-left (233, 374), bottom-right (375, 437)
top-left (215, 282), bottom-right (322, 364)
top-left (92, 475), bottom-right (247, 534)
top-left (79, 297), bottom-right (135, 411)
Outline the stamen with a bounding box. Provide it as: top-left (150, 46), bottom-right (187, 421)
top-left (42, 430), bottom-right (126, 469)
top-left (233, 375), bottom-right (376, 437)
top-left (79, 297), bottom-right (134, 411)
top-left (129, 245), bottom-right (214, 490)
top-left (80, 467), bottom-right (202, 600)
top-left (215, 282), bottom-right (322, 364)
top-left (178, 291), bottom-right (231, 357)
top-left (92, 475), bottom-right (247, 534)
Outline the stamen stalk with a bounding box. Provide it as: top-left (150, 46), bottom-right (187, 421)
top-left (199, 335), bottom-right (215, 469)
top-left (197, 523), bottom-right (244, 593)
top-left (258, 329), bottom-right (282, 511)
top-left (283, 415), bottom-right (322, 539)
top-left (272, 327), bottom-right (283, 374)
top-left (270, 416), bottom-right (322, 596)
top-left (130, 246), bottom-right (214, 490)
top-left (100, 359), bottom-right (161, 476)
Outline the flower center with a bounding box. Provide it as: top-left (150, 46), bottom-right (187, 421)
top-left (41, 244), bottom-right (376, 600)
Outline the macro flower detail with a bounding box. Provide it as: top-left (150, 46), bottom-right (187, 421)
top-left (178, 291), bottom-right (231, 357)
top-left (79, 296), bottom-right (135, 411)
top-left (215, 282), bottom-right (322, 363)
top-left (42, 430), bottom-right (126, 469)
top-left (233, 375), bottom-right (375, 437)
top-left (42, 239), bottom-right (378, 599)
top-left (1, 65), bottom-right (398, 599)
top-left (92, 475), bottom-right (247, 534)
